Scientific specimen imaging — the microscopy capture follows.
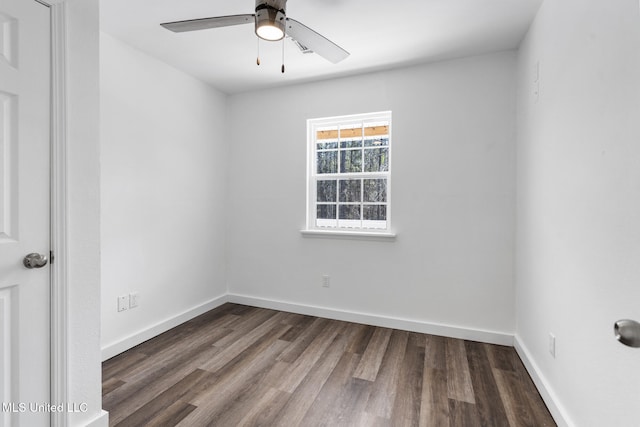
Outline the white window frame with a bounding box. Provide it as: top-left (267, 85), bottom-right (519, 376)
top-left (304, 111), bottom-right (395, 238)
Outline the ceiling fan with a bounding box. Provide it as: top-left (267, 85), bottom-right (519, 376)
top-left (161, 0), bottom-right (350, 71)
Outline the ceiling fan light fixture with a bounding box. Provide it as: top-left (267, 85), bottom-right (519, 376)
top-left (255, 7), bottom-right (286, 41)
top-left (161, 0), bottom-right (350, 66)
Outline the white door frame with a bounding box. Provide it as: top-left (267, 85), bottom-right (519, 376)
top-left (37, 1), bottom-right (70, 426)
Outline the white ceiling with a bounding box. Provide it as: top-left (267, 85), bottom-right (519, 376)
top-left (100, 0), bottom-right (542, 94)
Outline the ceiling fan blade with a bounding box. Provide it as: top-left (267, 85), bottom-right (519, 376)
top-left (161, 14), bottom-right (255, 33)
top-left (285, 18), bottom-right (349, 64)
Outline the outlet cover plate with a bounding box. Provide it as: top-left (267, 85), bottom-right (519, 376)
top-left (117, 295), bottom-right (129, 312)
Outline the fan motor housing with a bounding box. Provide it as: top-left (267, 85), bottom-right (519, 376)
top-left (255, 0), bottom-right (287, 41)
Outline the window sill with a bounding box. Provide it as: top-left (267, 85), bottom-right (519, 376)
top-left (300, 229), bottom-right (397, 241)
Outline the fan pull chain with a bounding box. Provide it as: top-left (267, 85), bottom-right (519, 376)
top-left (281, 23), bottom-right (286, 73)
top-left (256, 38), bottom-right (261, 66)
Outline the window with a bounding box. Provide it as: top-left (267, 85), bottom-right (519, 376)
top-left (306, 111), bottom-right (392, 234)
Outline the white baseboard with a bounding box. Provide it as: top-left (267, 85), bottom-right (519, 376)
top-left (228, 293), bottom-right (514, 346)
top-left (101, 292), bottom-right (513, 359)
top-left (101, 294), bottom-right (230, 361)
top-left (514, 335), bottom-right (573, 427)
top-left (83, 410), bottom-right (109, 427)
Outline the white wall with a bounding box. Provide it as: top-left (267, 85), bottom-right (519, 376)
top-left (516, 1), bottom-right (640, 426)
top-left (65, 0), bottom-right (104, 424)
top-left (227, 52), bottom-right (517, 338)
top-left (100, 33), bottom-right (229, 358)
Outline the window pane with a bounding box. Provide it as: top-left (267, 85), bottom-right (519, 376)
top-left (363, 205), bottom-right (386, 221)
top-left (339, 204), bottom-right (361, 220)
top-left (340, 127), bottom-right (362, 140)
top-left (364, 147), bottom-right (389, 172)
top-left (340, 149), bottom-right (362, 173)
top-left (317, 180), bottom-right (337, 202)
top-left (317, 127), bottom-right (338, 141)
top-left (340, 139), bottom-right (362, 149)
top-left (317, 141), bottom-right (338, 150)
top-left (317, 204), bottom-right (337, 219)
top-left (339, 179), bottom-right (361, 203)
top-left (364, 137), bottom-right (389, 147)
top-left (317, 151), bottom-right (338, 174)
top-left (363, 179), bottom-right (387, 202)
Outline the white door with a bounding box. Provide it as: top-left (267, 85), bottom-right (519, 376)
top-left (0, 0), bottom-right (51, 425)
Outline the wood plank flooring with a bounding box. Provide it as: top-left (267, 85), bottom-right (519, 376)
top-left (102, 304), bottom-right (555, 427)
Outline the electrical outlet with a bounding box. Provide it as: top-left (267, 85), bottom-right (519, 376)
top-left (548, 333), bottom-right (556, 358)
top-left (117, 295), bottom-right (129, 312)
top-left (129, 292), bottom-right (139, 308)
top-left (322, 275), bottom-right (330, 288)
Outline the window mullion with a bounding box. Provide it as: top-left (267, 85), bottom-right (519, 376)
top-left (337, 125), bottom-right (341, 227)
top-left (360, 177), bottom-right (364, 228)
top-left (360, 122), bottom-right (365, 228)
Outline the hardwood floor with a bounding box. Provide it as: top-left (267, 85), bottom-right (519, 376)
top-left (102, 304), bottom-right (555, 427)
